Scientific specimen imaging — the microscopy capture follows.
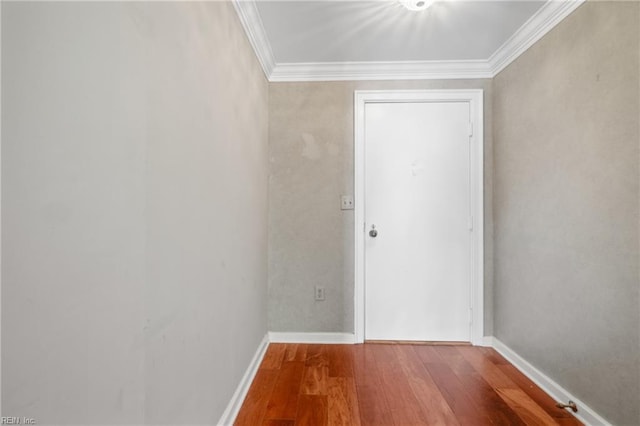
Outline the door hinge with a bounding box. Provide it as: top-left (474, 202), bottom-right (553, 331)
top-left (468, 122), bottom-right (474, 137)
top-left (468, 216), bottom-right (473, 231)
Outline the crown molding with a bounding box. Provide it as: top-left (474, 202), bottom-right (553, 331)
top-left (232, 0), bottom-right (276, 79)
top-left (488, 0), bottom-right (586, 76)
top-left (269, 60), bottom-right (493, 82)
top-left (235, 0), bottom-right (586, 82)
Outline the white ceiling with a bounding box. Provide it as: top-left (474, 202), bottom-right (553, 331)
top-left (255, 1), bottom-right (545, 63)
top-left (233, 0), bottom-right (585, 81)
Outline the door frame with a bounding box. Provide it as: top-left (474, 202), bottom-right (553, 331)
top-left (354, 89), bottom-right (484, 345)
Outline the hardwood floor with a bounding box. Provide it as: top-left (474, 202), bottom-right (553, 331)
top-left (234, 343), bottom-right (582, 426)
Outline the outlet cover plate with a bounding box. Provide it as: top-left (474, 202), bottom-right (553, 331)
top-left (315, 286), bottom-right (325, 301)
top-left (341, 195), bottom-right (354, 210)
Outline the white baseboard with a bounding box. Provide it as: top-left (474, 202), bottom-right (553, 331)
top-left (491, 337), bottom-right (610, 426)
top-left (268, 332), bottom-right (356, 344)
top-left (217, 333), bottom-right (270, 426)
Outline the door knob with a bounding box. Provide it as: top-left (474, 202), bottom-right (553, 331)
top-left (369, 225), bottom-right (378, 238)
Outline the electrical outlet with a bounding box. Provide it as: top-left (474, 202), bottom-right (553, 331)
top-left (314, 286), bottom-right (325, 301)
top-left (341, 195), bottom-right (354, 210)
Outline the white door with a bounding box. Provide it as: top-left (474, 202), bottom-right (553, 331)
top-left (364, 101), bottom-right (471, 342)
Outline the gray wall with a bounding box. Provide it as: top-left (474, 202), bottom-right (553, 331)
top-left (269, 80), bottom-right (494, 335)
top-left (493, 2), bottom-right (640, 424)
top-left (1, 2), bottom-right (268, 424)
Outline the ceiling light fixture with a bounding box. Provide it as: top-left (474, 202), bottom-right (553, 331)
top-left (399, 0), bottom-right (435, 12)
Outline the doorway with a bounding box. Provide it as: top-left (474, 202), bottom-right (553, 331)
top-left (354, 90), bottom-right (484, 345)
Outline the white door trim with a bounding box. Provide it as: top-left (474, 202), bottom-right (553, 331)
top-left (354, 89), bottom-right (484, 345)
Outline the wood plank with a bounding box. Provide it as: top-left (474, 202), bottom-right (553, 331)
top-left (328, 377), bottom-right (361, 426)
top-left (294, 395), bottom-right (328, 426)
top-left (262, 343), bottom-right (287, 370)
top-left (456, 346), bottom-right (518, 389)
top-left (425, 362), bottom-right (494, 426)
top-left (300, 365), bottom-right (328, 395)
top-left (457, 347), bottom-right (562, 425)
top-left (305, 344), bottom-right (328, 367)
top-left (327, 344), bottom-right (354, 377)
top-left (480, 347), bottom-right (511, 365)
top-left (434, 346), bottom-right (477, 375)
top-left (354, 345), bottom-right (396, 425)
top-left (352, 344), bottom-right (383, 387)
top-left (497, 364), bottom-right (582, 424)
top-left (370, 343), bottom-right (404, 380)
top-left (369, 343), bottom-right (399, 365)
top-left (264, 361), bottom-right (305, 420)
top-left (375, 345), bottom-right (431, 425)
top-left (394, 345), bottom-right (460, 425)
top-left (413, 344), bottom-right (444, 364)
top-left (393, 345), bottom-right (429, 378)
top-left (262, 420), bottom-right (295, 426)
top-left (496, 388), bottom-right (559, 426)
top-left (433, 346), bottom-right (525, 425)
top-left (234, 368), bottom-right (279, 426)
top-left (284, 344), bottom-right (308, 362)
top-left (455, 371), bottom-right (526, 426)
top-left (406, 375), bottom-right (462, 426)
top-left (356, 384), bottom-right (395, 426)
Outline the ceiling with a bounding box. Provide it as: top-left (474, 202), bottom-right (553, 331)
top-left (256, 1), bottom-right (545, 63)
top-left (233, 0), bottom-right (585, 81)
